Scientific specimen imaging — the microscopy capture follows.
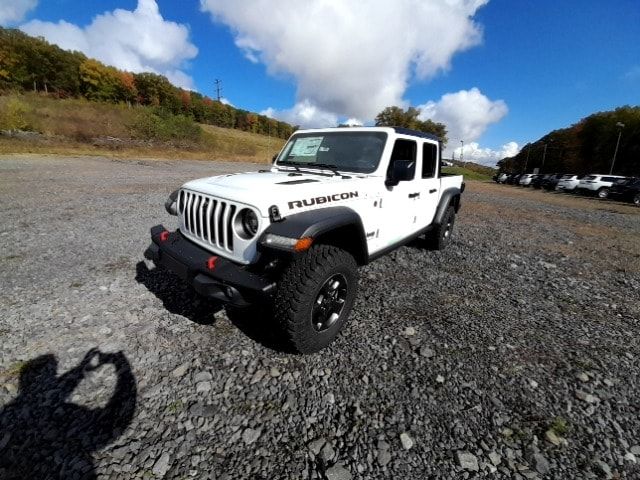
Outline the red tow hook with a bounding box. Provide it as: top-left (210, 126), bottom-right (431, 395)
top-left (159, 230), bottom-right (170, 242)
top-left (206, 256), bottom-right (218, 270)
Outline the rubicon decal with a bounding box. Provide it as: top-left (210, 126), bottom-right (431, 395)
top-left (288, 191), bottom-right (359, 209)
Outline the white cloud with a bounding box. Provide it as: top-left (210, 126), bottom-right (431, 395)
top-left (452, 141), bottom-right (519, 166)
top-left (418, 87), bottom-right (508, 144)
top-left (200, 0), bottom-right (488, 120)
top-left (262, 100), bottom-right (338, 128)
top-left (0, 0), bottom-right (37, 25)
top-left (20, 0), bottom-right (198, 89)
top-left (344, 118), bottom-right (363, 127)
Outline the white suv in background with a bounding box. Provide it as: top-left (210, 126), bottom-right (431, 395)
top-left (556, 174), bottom-right (582, 192)
top-left (519, 174), bottom-right (535, 186)
top-left (576, 174), bottom-right (627, 198)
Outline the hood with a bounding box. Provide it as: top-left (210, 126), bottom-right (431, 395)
top-left (181, 169), bottom-right (375, 216)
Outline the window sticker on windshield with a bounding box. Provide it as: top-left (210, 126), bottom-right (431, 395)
top-left (290, 137), bottom-right (323, 156)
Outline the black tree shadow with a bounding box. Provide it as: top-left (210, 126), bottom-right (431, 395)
top-left (135, 261), bottom-right (293, 353)
top-left (0, 349), bottom-right (137, 479)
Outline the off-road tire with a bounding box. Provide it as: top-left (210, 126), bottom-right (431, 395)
top-left (273, 245), bottom-right (358, 353)
top-left (633, 193), bottom-right (640, 206)
top-left (427, 206), bottom-right (455, 250)
top-left (597, 187), bottom-right (609, 199)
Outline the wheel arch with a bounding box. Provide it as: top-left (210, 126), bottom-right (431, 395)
top-left (260, 206), bottom-right (369, 265)
top-left (433, 187), bottom-right (461, 225)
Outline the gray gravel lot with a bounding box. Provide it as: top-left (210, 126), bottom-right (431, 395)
top-left (1, 155), bottom-right (639, 479)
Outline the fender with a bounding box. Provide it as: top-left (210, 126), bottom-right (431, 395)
top-left (433, 187), bottom-right (462, 226)
top-left (259, 206), bottom-right (368, 264)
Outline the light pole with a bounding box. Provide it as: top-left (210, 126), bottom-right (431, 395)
top-left (460, 140), bottom-right (464, 165)
top-left (524, 144), bottom-right (531, 173)
top-left (610, 122), bottom-right (625, 175)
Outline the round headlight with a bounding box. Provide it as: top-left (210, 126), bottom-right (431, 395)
top-left (240, 208), bottom-right (259, 237)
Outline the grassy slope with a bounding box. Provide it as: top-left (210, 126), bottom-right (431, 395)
top-left (0, 94), bottom-right (286, 163)
top-left (441, 165), bottom-right (492, 181)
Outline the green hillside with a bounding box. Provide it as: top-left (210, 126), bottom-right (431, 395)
top-left (499, 106), bottom-right (639, 175)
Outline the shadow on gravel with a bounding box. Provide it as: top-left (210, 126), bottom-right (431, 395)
top-left (225, 305), bottom-right (294, 354)
top-left (135, 261), bottom-right (223, 324)
top-left (135, 262), bottom-right (293, 353)
top-left (0, 349), bottom-right (137, 480)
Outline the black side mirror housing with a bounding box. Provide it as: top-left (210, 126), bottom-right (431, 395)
top-left (386, 160), bottom-right (415, 187)
top-left (272, 154), bottom-right (277, 164)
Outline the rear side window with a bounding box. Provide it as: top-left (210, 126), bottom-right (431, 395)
top-left (422, 142), bottom-right (438, 178)
top-left (585, 175), bottom-right (597, 180)
top-left (602, 176), bottom-right (619, 182)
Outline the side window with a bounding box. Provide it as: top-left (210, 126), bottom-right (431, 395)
top-left (422, 142), bottom-right (438, 178)
top-left (388, 139), bottom-right (417, 179)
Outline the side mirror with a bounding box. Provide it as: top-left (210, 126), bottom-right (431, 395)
top-left (272, 154), bottom-right (277, 164)
top-left (386, 160), bottom-right (415, 187)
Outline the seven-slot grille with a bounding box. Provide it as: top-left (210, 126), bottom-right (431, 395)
top-left (178, 190), bottom-right (237, 252)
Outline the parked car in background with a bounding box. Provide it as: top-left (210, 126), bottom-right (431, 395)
top-left (608, 177), bottom-right (640, 205)
top-left (576, 174), bottom-right (628, 198)
top-left (531, 174), bottom-right (550, 189)
top-left (519, 174), bottom-right (536, 186)
top-left (511, 174), bottom-right (523, 186)
top-left (541, 173), bottom-right (564, 191)
top-left (497, 173), bottom-right (509, 183)
top-left (556, 174), bottom-right (582, 192)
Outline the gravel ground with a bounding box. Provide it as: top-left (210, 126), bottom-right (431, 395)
top-left (1, 155), bottom-right (639, 480)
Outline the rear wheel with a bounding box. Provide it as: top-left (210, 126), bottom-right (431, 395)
top-left (597, 187), bottom-right (609, 199)
top-left (633, 193), bottom-right (640, 206)
top-left (427, 206), bottom-right (455, 250)
top-left (273, 245), bottom-right (358, 353)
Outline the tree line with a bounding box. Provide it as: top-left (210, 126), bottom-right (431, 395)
top-left (499, 106), bottom-right (639, 176)
top-left (374, 106), bottom-right (448, 145)
top-left (0, 27), bottom-right (294, 139)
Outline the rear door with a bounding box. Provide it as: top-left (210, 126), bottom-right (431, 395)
top-left (414, 140), bottom-right (441, 227)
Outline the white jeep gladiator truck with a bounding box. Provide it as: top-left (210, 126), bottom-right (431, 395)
top-left (146, 126), bottom-right (465, 353)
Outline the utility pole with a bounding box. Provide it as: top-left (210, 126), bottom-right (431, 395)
top-left (214, 79), bottom-right (222, 102)
top-left (524, 145), bottom-right (530, 173)
top-left (610, 122), bottom-right (625, 175)
top-left (460, 140), bottom-right (464, 165)
top-left (541, 142), bottom-right (548, 173)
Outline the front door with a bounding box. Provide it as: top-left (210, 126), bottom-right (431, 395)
top-left (376, 138), bottom-right (422, 249)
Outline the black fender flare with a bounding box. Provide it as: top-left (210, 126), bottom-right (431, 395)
top-left (433, 187), bottom-right (462, 225)
top-left (259, 206), bottom-right (369, 264)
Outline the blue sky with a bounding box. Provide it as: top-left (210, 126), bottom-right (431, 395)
top-left (3, 0), bottom-right (639, 164)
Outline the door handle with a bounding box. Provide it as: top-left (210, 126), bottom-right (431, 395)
top-left (408, 192), bottom-right (420, 198)
top-left (429, 189), bottom-right (437, 194)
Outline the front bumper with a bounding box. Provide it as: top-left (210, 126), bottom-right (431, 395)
top-left (145, 225), bottom-right (275, 306)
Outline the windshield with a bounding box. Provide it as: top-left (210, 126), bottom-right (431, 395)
top-left (276, 131), bottom-right (387, 173)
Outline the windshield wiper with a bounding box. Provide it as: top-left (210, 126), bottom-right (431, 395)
top-left (276, 160), bottom-right (301, 173)
top-left (305, 163), bottom-right (341, 176)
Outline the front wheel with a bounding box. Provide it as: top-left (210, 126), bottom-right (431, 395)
top-left (427, 205), bottom-right (456, 250)
top-left (273, 245), bottom-right (358, 353)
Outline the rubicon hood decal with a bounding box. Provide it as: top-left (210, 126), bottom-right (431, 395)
top-left (288, 191), bottom-right (359, 209)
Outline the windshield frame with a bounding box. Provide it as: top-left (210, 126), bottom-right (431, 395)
top-left (275, 131), bottom-right (388, 174)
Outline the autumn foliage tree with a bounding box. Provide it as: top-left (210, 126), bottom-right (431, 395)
top-left (0, 27), bottom-right (294, 139)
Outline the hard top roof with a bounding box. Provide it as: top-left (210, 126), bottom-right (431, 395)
top-left (295, 126), bottom-right (441, 142)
